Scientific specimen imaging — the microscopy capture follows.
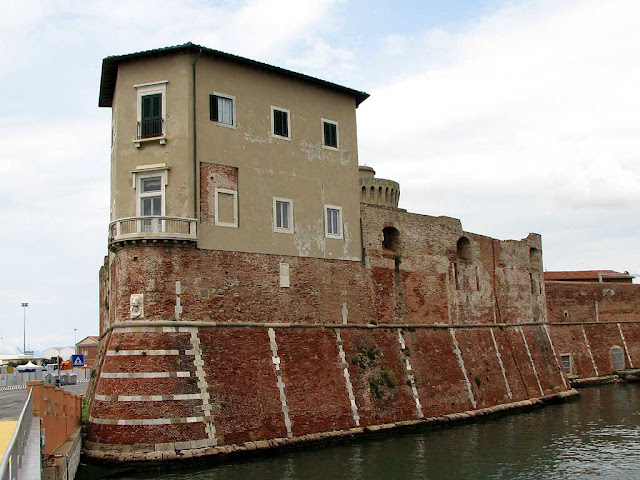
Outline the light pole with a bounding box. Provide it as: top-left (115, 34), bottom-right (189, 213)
top-left (21, 302), bottom-right (28, 354)
top-left (74, 329), bottom-right (77, 354)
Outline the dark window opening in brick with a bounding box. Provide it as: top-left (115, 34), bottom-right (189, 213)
top-left (457, 236), bottom-right (472, 262)
top-left (139, 93), bottom-right (163, 138)
top-left (273, 109), bottom-right (289, 137)
top-left (323, 121), bottom-right (337, 148)
top-left (382, 226), bottom-right (400, 252)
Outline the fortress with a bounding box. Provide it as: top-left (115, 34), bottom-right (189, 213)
top-left (86, 43), bottom-right (640, 463)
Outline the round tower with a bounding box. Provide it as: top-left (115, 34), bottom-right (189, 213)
top-left (359, 166), bottom-right (400, 208)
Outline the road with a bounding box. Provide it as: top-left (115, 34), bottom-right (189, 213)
top-left (0, 382), bottom-right (88, 421)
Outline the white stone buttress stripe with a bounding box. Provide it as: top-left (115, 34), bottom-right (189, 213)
top-left (449, 328), bottom-right (477, 409)
top-left (581, 325), bottom-right (599, 376)
top-left (268, 328), bottom-right (293, 438)
top-left (100, 371), bottom-right (191, 379)
top-left (107, 349), bottom-right (181, 356)
top-left (489, 328), bottom-right (512, 399)
top-left (542, 325), bottom-right (568, 388)
top-left (519, 327), bottom-right (544, 396)
top-left (188, 327), bottom-right (217, 443)
top-left (335, 329), bottom-right (360, 426)
top-left (89, 415), bottom-right (204, 426)
top-left (94, 394), bottom-right (201, 402)
top-left (617, 323), bottom-right (634, 368)
top-left (397, 329), bottom-right (424, 418)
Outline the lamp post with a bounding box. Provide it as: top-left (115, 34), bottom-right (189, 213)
top-left (21, 302), bottom-right (28, 354)
top-left (74, 328), bottom-right (77, 354)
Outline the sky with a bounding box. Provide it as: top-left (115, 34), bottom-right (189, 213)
top-left (1, 0), bottom-right (639, 354)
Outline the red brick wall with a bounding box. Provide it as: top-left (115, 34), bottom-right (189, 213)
top-left (87, 324), bottom-right (569, 449)
top-left (546, 281), bottom-right (640, 323)
top-left (89, 204), bottom-right (584, 453)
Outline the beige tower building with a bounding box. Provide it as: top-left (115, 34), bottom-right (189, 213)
top-left (101, 42), bottom-right (369, 260)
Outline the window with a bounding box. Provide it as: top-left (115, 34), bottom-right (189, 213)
top-left (273, 198), bottom-right (293, 233)
top-left (135, 81), bottom-right (167, 141)
top-left (457, 236), bottom-right (472, 262)
top-left (210, 93), bottom-right (235, 127)
top-left (322, 119), bottom-right (338, 149)
top-left (324, 205), bottom-right (343, 238)
top-left (83, 349), bottom-right (88, 356)
top-left (560, 354), bottom-right (573, 375)
top-left (271, 106), bottom-right (290, 139)
top-left (138, 175), bottom-right (163, 232)
top-left (214, 188), bottom-right (238, 228)
top-left (610, 346), bottom-right (625, 371)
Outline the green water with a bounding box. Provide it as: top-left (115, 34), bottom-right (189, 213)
top-left (80, 384), bottom-right (640, 479)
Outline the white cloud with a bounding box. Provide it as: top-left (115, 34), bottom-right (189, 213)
top-left (358, 0), bottom-right (640, 274)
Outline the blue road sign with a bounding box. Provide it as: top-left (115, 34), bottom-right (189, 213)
top-left (71, 354), bottom-right (85, 367)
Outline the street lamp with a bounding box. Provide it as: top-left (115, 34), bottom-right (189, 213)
top-left (21, 302), bottom-right (28, 354)
top-left (74, 328), bottom-right (77, 354)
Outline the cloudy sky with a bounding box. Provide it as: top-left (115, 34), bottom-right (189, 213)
top-left (1, 0), bottom-right (638, 354)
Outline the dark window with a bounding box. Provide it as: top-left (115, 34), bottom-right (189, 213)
top-left (139, 93), bottom-right (163, 138)
top-left (210, 95), bottom-right (233, 125)
top-left (273, 109), bottom-right (289, 137)
top-left (457, 236), bottom-right (472, 261)
top-left (323, 121), bottom-right (337, 148)
top-left (382, 227), bottom-right (400, 252)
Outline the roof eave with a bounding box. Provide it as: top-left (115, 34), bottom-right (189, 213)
top-left (98, 43), bottom-right (369, 108)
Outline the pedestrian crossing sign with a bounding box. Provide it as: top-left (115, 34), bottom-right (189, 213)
top-left (71, 354), bottom-right (85, 367)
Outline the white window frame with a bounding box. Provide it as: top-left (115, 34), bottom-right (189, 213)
top-left (324, 205), bottom-right (343, 239)
top-left (135, 171), bottom-right (166, 217)
top-left (321, 118), bottom-right (339, 150)
top-left (214, 188), bottom-right (238, 228)
top-left (211, 92), bottom-right (236, 129)
top-left (135, 81), bottom-right (167, 144)
top-left (273, 197), bottom-right (294, 234)
top-left (271, 106), bottom-right (291, 140)
top-left (560, 353), bottom-right (573, 375)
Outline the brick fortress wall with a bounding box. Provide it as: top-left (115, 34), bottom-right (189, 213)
top-left (545, 281), bottom-right (640, 377)
top-left (88, 204), bottom-right (640, 462)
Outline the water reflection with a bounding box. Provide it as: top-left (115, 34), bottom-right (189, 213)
top-left (81, 384), bottom-right (640, 480)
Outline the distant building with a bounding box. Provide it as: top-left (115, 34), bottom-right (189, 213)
top-left (42, 346), bottom-right (75, 361)
top-left (0, 353), bottom-right (35, 366)
top-left (545, 270), bottom-right (634, 284)
top-left (76, 336), bottom-right (100, 368)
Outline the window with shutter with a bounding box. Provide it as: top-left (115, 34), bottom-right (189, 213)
top-left (322, 120), bottom-right (338, 149)
top-left (140, 93), bottom-right (162, 138)
top-left (210, 93), bottom-right (235, 126)
top-left (271, 107), bottom-right (290, 138)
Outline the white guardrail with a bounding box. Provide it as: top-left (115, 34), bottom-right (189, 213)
top-left (109, 216), bottom-right (197, 243)
top-left (0, 389), bottom-right (38, 480)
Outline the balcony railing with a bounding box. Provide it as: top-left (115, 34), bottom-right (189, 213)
top-left (109, 216), bottom-right (197, 245)
top-left (136, 118), bottom-right (164, 139)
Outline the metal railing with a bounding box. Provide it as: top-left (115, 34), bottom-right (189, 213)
top-left (109, 216), bottom-right (198, 244)
top-left (0, 389), bottom-right (37, 480)
top-left (136, 118), bottom-right (164, 139)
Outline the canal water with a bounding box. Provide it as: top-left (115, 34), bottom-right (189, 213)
top-left (80, 384), bottom-right (640, 479)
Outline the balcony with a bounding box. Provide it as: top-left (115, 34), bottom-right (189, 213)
top-left (137, 118), bottom-right (164, 139)
top-left (109, 216), bottom-right (197, 248)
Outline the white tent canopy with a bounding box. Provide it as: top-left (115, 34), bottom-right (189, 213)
top-left (16, 361), bottom-right (43, 371)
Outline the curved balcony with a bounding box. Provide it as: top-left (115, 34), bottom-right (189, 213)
top-left (109, 216), bottom-right (198, 249)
